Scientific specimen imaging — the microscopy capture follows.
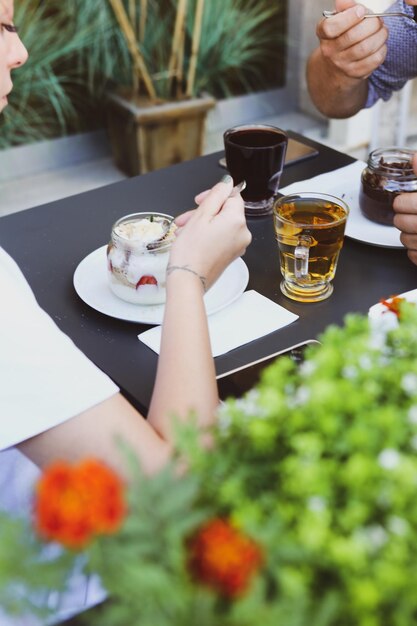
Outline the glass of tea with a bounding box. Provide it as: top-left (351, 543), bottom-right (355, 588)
top-left (223, 124), bottom-right (288, 216)
top-left (273, 192), bottom-right (349, 302)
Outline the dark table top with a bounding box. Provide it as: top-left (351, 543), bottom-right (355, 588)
top-left (1, 131), bottom-right (416, 416)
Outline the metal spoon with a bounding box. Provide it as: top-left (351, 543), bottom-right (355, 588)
top-left (323, 9), bottom-right (416, 21)
top-left (230, 180), bottom-right (246, 197)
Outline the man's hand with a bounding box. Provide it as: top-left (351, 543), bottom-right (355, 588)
top-left (393, 153), bottom-right (417, 266)
top-left (307, 0), bottom-right (388, 118)
top-left (317, 0), bottom-right (387, 81)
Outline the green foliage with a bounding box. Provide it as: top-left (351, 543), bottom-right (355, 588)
top-left (85, 457), bottom-right (212, 626)
top-left (0, 0), bottom-right (286, 148)
top-left (193, 0), bottom-right (286, 98)
top-left (5, 305), bottom-right (417, 625)
top-left (0, 513), bottom-right (77, 618)
top-left (0, 0), bottom-right (95, 148)
top-left (64, 0), bottom-right (286, 100)
top-left (186, 302), bottom-right (417, 626)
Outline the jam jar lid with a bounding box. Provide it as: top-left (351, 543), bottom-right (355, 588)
top-left (110, 212), bottom-right (176, 252)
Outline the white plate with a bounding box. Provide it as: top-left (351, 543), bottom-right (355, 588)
top-left (73, 245), bottom-right (249, 325)
top-left (280, 161), bottom-right (404, 249)
top-left (368, 288), bottom-right (417, 319)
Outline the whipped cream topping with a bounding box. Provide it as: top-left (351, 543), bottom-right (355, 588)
top-left (115, 218), bottom-right (166, 244)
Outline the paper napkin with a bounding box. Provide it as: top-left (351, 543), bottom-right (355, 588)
top-left (279, 160), bottom-right (367, 197)
top-left (138, 290), bottom-right (299, 357)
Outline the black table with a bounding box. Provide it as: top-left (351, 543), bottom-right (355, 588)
top-left (1, 132), bottom-right (416, 415)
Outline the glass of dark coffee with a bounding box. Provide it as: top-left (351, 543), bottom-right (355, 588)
top-left (223, 124), bottom-right (288, 216)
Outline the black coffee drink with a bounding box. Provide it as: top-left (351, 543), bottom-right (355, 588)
top-left (224, 126), bottom-right (288, 214)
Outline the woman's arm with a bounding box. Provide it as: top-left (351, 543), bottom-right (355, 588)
top-left (147, 177), bottom-right (251, 437)
top-left (18, 178), bottom-right (251, 477)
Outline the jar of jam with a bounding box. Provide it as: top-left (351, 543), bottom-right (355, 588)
top-left (359, 147), bottom-right (417, 226)
top-left (107, 212), bottom-right (176, 305)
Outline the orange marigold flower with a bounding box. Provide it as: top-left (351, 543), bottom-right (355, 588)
top-left (187, 518), bottom-right (263, 599)
top-left (34, 459), bottom-right (126, 550)
top-left (380, 295), bottom-right (405, 317)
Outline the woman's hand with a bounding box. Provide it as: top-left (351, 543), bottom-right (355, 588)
top-left (393, 153), bottom-right (417, 266)
top-left (168, 176), bottom-right (252, 292)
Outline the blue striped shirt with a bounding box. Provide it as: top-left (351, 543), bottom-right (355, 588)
top-left (366, 0), bottom-right (417, 107)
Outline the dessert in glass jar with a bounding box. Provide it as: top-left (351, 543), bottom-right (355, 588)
top-left (359, 147), bottom-right (417, 226)
top-left (107, 212), bottom-right (176, 305)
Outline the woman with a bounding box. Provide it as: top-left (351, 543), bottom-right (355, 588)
top-left (0, 1), bottom-right (251, 620)
top-left (0, 0), bottom-right (251, 474)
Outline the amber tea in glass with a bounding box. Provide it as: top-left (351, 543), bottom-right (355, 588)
top-left (273, 192), bottom-right (349, 302)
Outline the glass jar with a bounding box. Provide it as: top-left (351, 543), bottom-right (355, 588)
top-left (359, 147), bottom-right (417, 226)
top-left (107, 212), bottom-right (176, 305)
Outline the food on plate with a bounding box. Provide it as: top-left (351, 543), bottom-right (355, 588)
top-left (379, 295), bottom-right (406, 317)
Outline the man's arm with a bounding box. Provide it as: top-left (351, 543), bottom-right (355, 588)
top-left (307, 47), bottom-right (369, 118)
top-left (306, 0), bottom-right (388, 118)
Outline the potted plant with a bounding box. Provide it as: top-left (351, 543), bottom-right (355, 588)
top-left (2, 296), bottom-right (417, 625)
top-left (85, 0), bottom-right (286, 175)
top-left (0, 1), bottom-right (286, 171)
top-left (102, 0), bottom-right (214, 175)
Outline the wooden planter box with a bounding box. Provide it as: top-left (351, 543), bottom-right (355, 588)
top-left (106, 90), bottom-right (216, 176)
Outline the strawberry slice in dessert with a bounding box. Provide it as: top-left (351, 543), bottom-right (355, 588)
top-left (136, 275), bottom-right (158, 289)
top-left (107, 213), bottom-right (175, 304)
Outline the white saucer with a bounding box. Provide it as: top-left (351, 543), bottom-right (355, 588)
top-left (73, 245), bottom-right (249, 325)
top-left (280, 160), bottom-right (404, 249)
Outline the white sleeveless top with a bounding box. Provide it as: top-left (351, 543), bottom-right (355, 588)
top-left (0, 247), bottom-right (119, 624)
